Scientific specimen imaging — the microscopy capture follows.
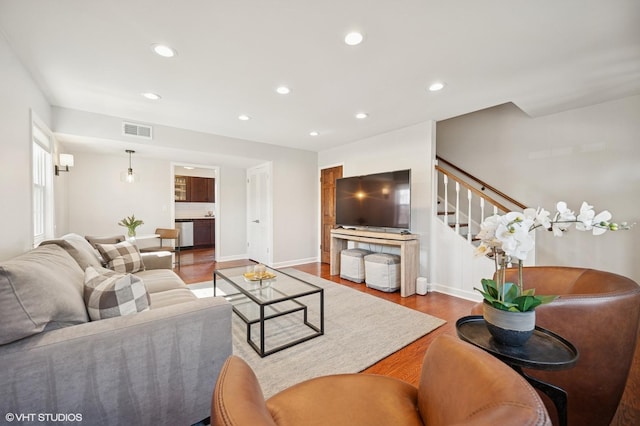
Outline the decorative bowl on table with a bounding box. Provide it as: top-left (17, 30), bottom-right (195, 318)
top-left (243, 271), bottom-right (276, 281)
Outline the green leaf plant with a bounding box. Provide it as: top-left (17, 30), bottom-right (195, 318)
top-left (476, 277), bottom-right (557, 312)
top-left (118, 214), bottom-right (144, 235)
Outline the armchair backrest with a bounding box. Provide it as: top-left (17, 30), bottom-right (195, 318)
top-left (212, 356), bottom-right (277, 426)
top-left (418, 335), bottom-right (551, 425)
top-left (472, 266), bottom-right (640, 426)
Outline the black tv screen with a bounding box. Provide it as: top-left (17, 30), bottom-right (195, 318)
top-left (335, 169), bottom-right (411, 230)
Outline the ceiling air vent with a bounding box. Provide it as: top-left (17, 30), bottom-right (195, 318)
top-left (122, 121), bottom-right (153, 139)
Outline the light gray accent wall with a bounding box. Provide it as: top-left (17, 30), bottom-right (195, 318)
top-left (319, 121), bottom-right (435, 278)
top-left (436, 96), bottom-right (640, 282)
top-left (0, 33), bottom-right (52, 260)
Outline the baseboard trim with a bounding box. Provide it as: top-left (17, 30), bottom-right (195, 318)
top-left (272, 257), bottom-right (319, 269)
top-left (429, 283), bottom-right (482, 302)
top-left (217, 254), bottom-right (249, 262)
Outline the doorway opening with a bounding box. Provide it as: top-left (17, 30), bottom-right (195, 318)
top-left (172, 163), bottom-right (220, 262)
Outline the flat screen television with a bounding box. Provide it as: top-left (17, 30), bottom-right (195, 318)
top-left (335, 169), bottom-right (411, 230)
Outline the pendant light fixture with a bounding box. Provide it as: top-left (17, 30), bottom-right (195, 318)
top-left (120, 149), bottom-right (139, 183)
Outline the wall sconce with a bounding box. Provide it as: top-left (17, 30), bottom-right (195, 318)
top-left (120, 149), bottom-right (139, 183)
top-left (55, 153), bottom-right (74, 176)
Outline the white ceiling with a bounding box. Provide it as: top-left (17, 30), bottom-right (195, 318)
top-left (1, 0), bottom-right (639, 153)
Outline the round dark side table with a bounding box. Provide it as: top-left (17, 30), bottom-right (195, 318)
top-left (456, 316), bottom-right (579, 426)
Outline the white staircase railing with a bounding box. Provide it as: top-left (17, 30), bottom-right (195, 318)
top-left (435, 161), bottom-right (524, 244)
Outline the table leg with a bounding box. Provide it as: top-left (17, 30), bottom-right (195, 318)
top-left (512, 366), bottom-right (568, 426)
top-left (260, 304), bottom-right (265, 357)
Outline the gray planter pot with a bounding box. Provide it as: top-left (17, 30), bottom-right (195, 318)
top-left (483, 302), bottom-right (535, 346)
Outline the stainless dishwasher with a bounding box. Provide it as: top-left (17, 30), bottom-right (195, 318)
top-left (175, 221), bottom-right (194, 248)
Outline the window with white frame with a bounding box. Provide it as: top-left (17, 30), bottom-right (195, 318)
top-left (32, 116), bottom-right (54, 246)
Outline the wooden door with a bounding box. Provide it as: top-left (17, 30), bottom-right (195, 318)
top-left (320, 165), bottom-right (342, 263)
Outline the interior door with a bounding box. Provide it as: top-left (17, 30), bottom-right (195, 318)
top-left (320, 165), bottom-right (343, 263)
top-left (247, 164), bottom-right (271, 264)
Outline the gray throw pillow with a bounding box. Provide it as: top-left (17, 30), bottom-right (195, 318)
top-left (0, 245), bottom-right (89, 345)
top-left (84, 266), bottom-right (150, 320)
top-left (40, 233), bottom-right (103, 270)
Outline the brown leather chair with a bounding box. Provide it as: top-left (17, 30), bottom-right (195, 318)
top-left (471, 266), bottom-right (640, 426)
top-left (211, 334), bottom-right (551, 426)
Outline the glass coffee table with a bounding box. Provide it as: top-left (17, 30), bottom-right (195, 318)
top-left (214, 265), bottom-right (324, 357)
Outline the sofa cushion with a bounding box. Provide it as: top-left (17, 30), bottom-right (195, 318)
top-left (84, 266), bottom-right (151, 320)
top-left (0, 245), bottom-right (89, 345)
top-left (40, 233), bottom-right (103, 270)
top-left (135, 269), bottom-right (188, 293)
top-left (149, 288), bottom-right (197, 308)
top-left (96, 241), bottom-right (145, 273)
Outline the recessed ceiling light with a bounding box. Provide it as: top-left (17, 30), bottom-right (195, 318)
top-left (428, 82), bottom-right (445, 92)
top-left (355, 112), bottom-right (368, 119)
top-left (276, 86), bottom-right (291, 95)
top-left (309, 131), bottom-right (319, 136)
top-left (238, 114), bottom-right (251, 121)
top-left (344, 31), bottom-right (364, 46)
top-left (151, 44), bottom-right (177, 58)
top-left (142, 92), bottom-right (161, 100)
top-left (183, 166), bottom-right (195, 170)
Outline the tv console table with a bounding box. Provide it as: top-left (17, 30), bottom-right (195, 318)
top-left (330, 228), bottom-right (419, 297)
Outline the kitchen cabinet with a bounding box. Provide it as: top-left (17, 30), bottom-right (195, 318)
top-left (193, 219), bottom-right (215, 248)
top-left (175, 176), bottom-right (215, 202)
top-left (190, 177), bottom-right (215, 202)
top-left (174, 176), bottom-right (188, 201)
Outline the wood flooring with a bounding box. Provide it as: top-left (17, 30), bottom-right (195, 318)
top-left (176, 248), bottom-right (639, 426)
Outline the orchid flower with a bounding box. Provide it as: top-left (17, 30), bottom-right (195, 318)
top-left (475, 201), bottom-right (632, 310)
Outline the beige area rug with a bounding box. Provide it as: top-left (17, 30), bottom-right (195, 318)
top-left (189, 268), bottom-right (445, 398)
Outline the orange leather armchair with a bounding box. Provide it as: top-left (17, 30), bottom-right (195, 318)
top-left (471, 266), bottom-right (640, 426)
top-left (212, 335), bottom-right (550, 426)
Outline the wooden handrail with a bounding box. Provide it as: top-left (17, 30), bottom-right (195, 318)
top-left (436, 156), bottom-right (526, 210)
top-left (435, 166), bottom-right (512, 213)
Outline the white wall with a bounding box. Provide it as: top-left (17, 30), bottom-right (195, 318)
top-left (217, 166), bottom-right (248, 260)
top-left (52, 107), bottom-right (318, 265)
top-left (319, 122), bottom-right (435, 278)
top-left (66, 151), bottom-right (173, 237)
top-left (0, 33), bottom-right (53, 260)
top-left (437, 96), bottom-right (640, 283)
top-left (271, 153), bottom-right (319, 266)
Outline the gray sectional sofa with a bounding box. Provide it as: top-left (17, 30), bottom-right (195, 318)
top-left (0, 233), bottom-right (232, 426)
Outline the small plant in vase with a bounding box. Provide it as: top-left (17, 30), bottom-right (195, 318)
top-left (118, 214), bottom-right (144, 238)
top-left (474, 201), bottom-right (632, 346)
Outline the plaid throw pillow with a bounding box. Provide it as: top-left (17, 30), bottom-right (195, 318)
top-left (84, 266), bottom-right (150, 320)
top-left (96, 241), bottom-right (145, 273)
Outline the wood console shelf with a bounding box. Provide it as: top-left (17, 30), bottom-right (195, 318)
top-left (330, 228), bottom-right (419, 297)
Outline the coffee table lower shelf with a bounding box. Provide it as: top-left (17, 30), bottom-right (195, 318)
top-left (214, 266), bottom-right (324, 358)
top-left (232, 296), bottom-right (323, 357)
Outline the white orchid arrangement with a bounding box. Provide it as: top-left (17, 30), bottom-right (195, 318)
top-left (475, 201), bottom-right (633, 312)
